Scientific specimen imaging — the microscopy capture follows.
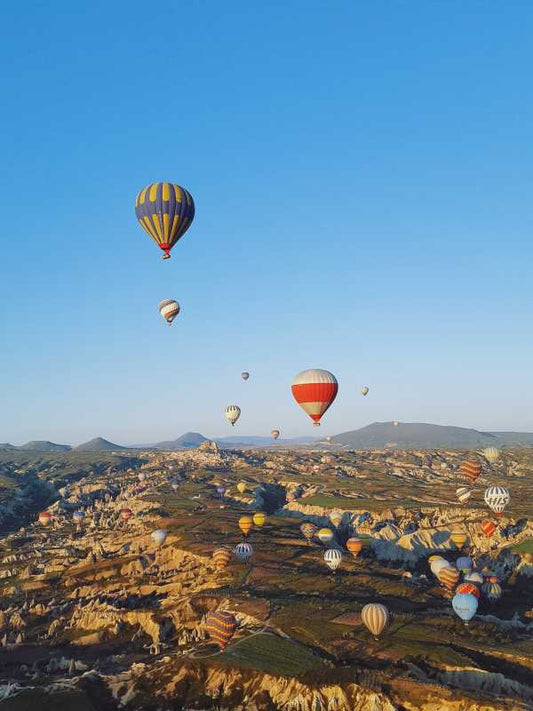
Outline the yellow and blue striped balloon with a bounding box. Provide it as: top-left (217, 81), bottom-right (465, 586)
top-left (135, 182), bottom-right (195, 259)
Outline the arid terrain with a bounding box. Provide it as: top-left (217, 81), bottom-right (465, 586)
top-left (0, 443), bottom-right (532, 710)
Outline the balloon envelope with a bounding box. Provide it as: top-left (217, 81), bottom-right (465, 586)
top-left (238, 516), bottom-right (253, 537)
top-left (361, 603), bottom-right (389, 637)
top-left (151, 529), bottom-right (168, 546)
top-left (213, 547), bottom-right (232, 571)
top-left (159, 299), bottom-right (180, 325)
top-left (360, 386), bottom-right (369, 396)
top-left (135, 182), bottom-right (195, 259)
top-left (234, 542), bottom-right (253, 562)
top-left (225, 405), bottom-right (241, 426)
top-left (317, 528), bottom-right (334, 544)
top-left (291, 369), bottom-right (338, 426)
top-left (484, 486), bottom-right (510, 516)
top-left (324, 548), bottom-right (342, 570)
top-left (206, 610), bottom-right (237, 649)
top-left (452, 593), bottom-right (478, 622)
top-left (241, 372), bottom-right (249, 380)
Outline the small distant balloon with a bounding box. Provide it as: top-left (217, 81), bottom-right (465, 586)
top-left (241, 372), bottom-right (250, 381)
top-left (151, 529), bottom-right (168, 547)
top-left (324, 548), bottom-right (342, 571)
top-left (360, 386), bottom-right (369, 396)
top-left (159, 299), bottom-right (180, 325)
top-left (225, 405), bottom-right (241, 427)
top-left (271, 429), bottom-right (280, 440)
top-left (238, 516), bottom-right (253, 537)
top-left (483, 447), bottom-right (500, 463)
top-left (234, 542), bottom-right (253, 562)
top-left (253, 512), bottom-right (267, 527)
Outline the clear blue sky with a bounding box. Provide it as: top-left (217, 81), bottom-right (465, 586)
top-left (1, 1), bottom-right (532, 445)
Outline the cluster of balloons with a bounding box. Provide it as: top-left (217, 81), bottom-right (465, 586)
top-left (456, 456), bottom-right (511, 535)
top-left (429, 551), bottom-right (503, 624)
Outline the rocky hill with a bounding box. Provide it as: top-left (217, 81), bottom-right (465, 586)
top-left (333, 422), bottom-right (501, 449)
top-left (18, 440), bottom-right (72, 452)
top-left (74, 437), bottom-right (126, 452)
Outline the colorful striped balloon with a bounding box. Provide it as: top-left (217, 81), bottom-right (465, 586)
top-left (238, 516), bottom-right (253, 537)
top-left (206, 610), bottom-right (237, 650)
top-left (38, 511), bottom-right (52, 527)
top-left (456, 582), bottom-right (481, 599)
top-left (213, 547), bottom-right (232, 571)
top-left (159, 299), bottom-right (180, 325)
top-left (346, 536), bottom-right (363, 558)
top-left (135, 182), bottom-right (195, 259)
top-left (484, 486), bottom-right (510, 517)
top-left (300, 522), bottom-right (317, 541)
top-left (324, 548), bottom-right (343, 571)
top-left (482, 581), bottom-right (502, 601)
top-left (450, 531), bottom-right (468, 550)
top-left (460, 460), bottom-right (482, 484)
top-left (291, 369), bottom-right (338, 426)
top-left (437, 566), bottom-right (460, 591)
top-left (456, 486), bottom-right (472, 504)
top-left (456, 555), bottom-right (473, 574)
top-left (483, 447), bottom-right (500, 463)
top-left (234, 542), bottom-right (253, 562)
top-left (480, 519), bottom-right (497, 538)
top-left (224, 405), bottom-right (241, 427)
top-left (361, 603), bottom-right (389, 638)
top-left (317, 528), bottom-right (334, 545)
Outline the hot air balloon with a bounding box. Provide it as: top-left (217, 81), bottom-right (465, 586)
top-left (361, 603), bottom-right (389, 639)
top-left (484, 486), bottom-right (510, 517)
top-left (430, 557), bottom-right (452, 577)
top-left (300, 522), bottom-right (317, 542)
top-left (393, 421), bottom-right (399, 427)
top-left (324, 549), bottom-right (342, 571)
top-left (237, 482), bottom-right (247, 494)
top-left (213, 547), bottom-right (232, 571)
top-left (271, 429), bottom-right (280, 440)
top-left (135, 182), bottom-right (195, 259)
top-left (464, 571), bottom-right (484, 586)
top-left (483, 447), bottom-right (500, 463)
top-left (138, 472), bottom-right (146, 482)
top-left (241, 372), bottom-right (250, 381)
top-left (437, 566), bottom-right (460, 592)
top-left (326, 435), bottom-right (332, 443)
top-left (216, 484), bottom-right (227, 498)
top-left (120, 508), bottom-right (133, 522)
top-left (456, 556), bottom-right (473, 574)
top-left (317, 528), bottom-right (334, 545)
top-left (253, 512), bottom-right (267, 527)
top-left (456, 487), bottom-right (472, 505)
top-left (482, 581), bottom-right (502, 601)
top-left (73, 511), bottom-right (85, 527)
top-left (456, 582), bottom-right (480, 599)
top-left (206, 610), bottom-right (237, 650)
top-left (291, 369), bottom-right (338, 426)
top-left (225, 405), bottom-right (241, 427)
top-left (238, 516), bottom-right (253, 537)
top-left (329, 512), bottom-right (343, 528)
top-left (286, 491), bottom-right (296, 503)
top-left (360, 386), bottom-right (369, 396)
top-left (234, 542), bottom-right (253, 562)
top-left (460, 460), bottom-right (481, 484)
top-left (159, 299), bottom-right (180, 325)
top-left (38, 512), bottom-right (52, 527)
top-left (450, 531), bottom-right (468, 550)
top-left (452, 593), bottom-right (478, 623)
top-left (480, 519), bottom-right (497, 538)
top-left (346, 537), bottom-right (363, 558)
top-left (151, 529), bottom-right (168, 547)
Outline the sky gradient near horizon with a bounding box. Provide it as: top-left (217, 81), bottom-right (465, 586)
top-left (1, 1), bottom-right (533, 445)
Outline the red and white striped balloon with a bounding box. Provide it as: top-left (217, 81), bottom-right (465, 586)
top-left (291, 369), bottom-right (338, 426)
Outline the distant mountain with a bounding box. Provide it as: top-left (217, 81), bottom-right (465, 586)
top-left (74, 437), bottom-right (126, 452)
top-left (488, 432), bottom-right (533, 446)
top-left (18, 441), bottom-right (72, 452)
top-left (333, 422), bottom-right (499, 449)
top-left (153, 432), bottom-right (208, 450)
top-left (0, 443), bottom-right (17, 451)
